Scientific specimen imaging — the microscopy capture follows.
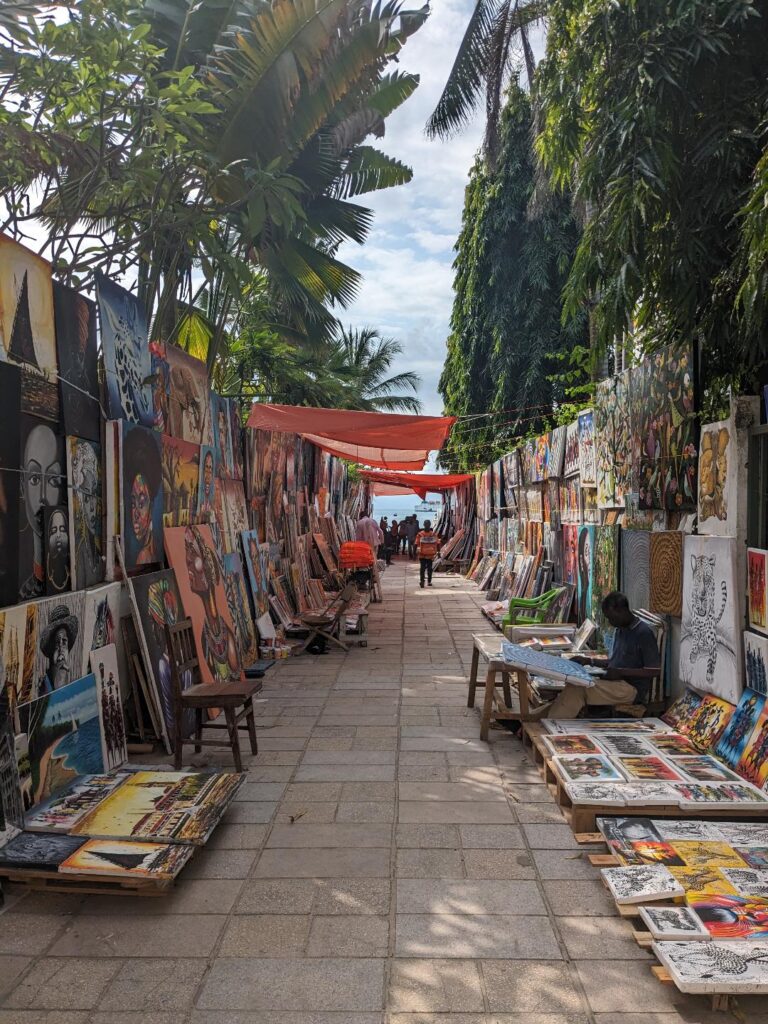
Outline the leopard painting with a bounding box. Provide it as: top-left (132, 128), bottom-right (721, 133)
top-left (687, 554), bottom-right (727, 686)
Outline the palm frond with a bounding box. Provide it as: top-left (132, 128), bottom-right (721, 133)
top-left (334, 146), bottom-right (412, 198)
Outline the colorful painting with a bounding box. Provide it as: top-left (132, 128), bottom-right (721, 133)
top-left (66, 437), bottom-right (103, 589)
top-left (166, 345), bottom-right (213, 447)
top-left (161, 434), bottom-right (200, 527)
top-left (32, 593), bottom-right (86, 697)
top-left (96, 273), bottom-right (153, 427)
top-left (131, 569), bottom-right (196, 742)
top-left (716, 689), bottom-right (767, 767)
top-left (0, 234), bottom-right (57, 379)
top-left (617, 756), bottom-right (683, 782)
top-left (53, 283), bottom-right (100, 442)
top-left (670, 864), bottom-right (737, 896)
top-left (89, 645), bottom-right (127, 771)
top-left (737, 849), bottom-right (768, 870)
top-left (222, 552), bottom-right (259, 668)
top-left (242, 530), bottom-right (270, 618)
top-left (0, 831), bottom-right (85, 870)
top-left (197, 445), bottom-right (216, 521)
top-left (745, 632), bottom-right (768, 697)
top-left (0, 717), bottom-right (24, 845)
top-left (43, 505), bottom-right (70, 595)
top-left (648, 733), bottom-right (697, 757)
top-left (71, 770), bottom-right (243, 845)
top-left (121, 422), bottom-right (163, 570)
top-left (591, 525), bottom-right (619, 634)
top-left (691, 895), bottom-right (768, 940)
top-left (680, 535), bottom-right (742, 703)
top-left (736, 711), bottom-right (768, 788)
top-left (594, 372), bottom-right (632, 508)
top-left (686, 694), bottom-right (734, 752)
top-left (25, 772), bottom-right (131, 832)
top-left (578, 410), bottom-right (596, 485)
top-left (676, 755), bottom-right (741, 783)
top-left (698, 418), bottom-right (733, 534)
top-left (635, 345), bottom-right (697, 511)
top-left (598, 734), bottom-right (655, 758)
top-left (164, 524), bottom-right (242, 684)
top-left (218, 479), bottom-right (249, 554)
top-left (563, 420), bottom-right (579, 477)
top-left (576, 525), bottom-right (595, 625)
top-left (19, 413), bottom-right (66, 601)
top-left (59, 837), bottom-right (194, 880)
top-left (150, 338), bottom-right (170, 434)
top-left (17, 673), bottom-right (104, 805)
top-left (542, 734), bottom-right (604, 756)
top-left (662, 689), bottom-right (703, 732)
top-left (749, 549), bottom-right (768, 634)
top-left (553, 754), bottom-right (625, 782)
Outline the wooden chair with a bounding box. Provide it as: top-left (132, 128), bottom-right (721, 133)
top-left (165, 618), bottom-right (262, 772)
top-left (297, 581), bottom-right (358, 653)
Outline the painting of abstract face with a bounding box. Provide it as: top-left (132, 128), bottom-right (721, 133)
top-left (53, 282), bottom-right (100, 441)
top-left (19, 415), bottom-right (65, 601)
top-left (121, 423), bottom-right (162, 571)
top-left (33, 593), bottom-right (85, 697)
top-left (66, 437), bottom-right (103, 590)
top-left (96, 272), bottom-right (153, 427)
top-left (44, 505), bottom-right (70, 595)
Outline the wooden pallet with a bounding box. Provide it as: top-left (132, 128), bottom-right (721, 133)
top-left (0, 867), bottom-right (174, 897)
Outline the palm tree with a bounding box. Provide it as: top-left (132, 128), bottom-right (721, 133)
top-left (328, 326), bottom-right (422, 412)
top-left (425, 0), bottom-right (544, 165)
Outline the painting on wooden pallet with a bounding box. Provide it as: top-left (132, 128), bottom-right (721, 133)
top-left (620, 781), bottom-right (678, 805)
top-left (59, 838), bottom-right (194, 880)
top-left (601, 865), bottom-right (684, 905)
top-left (648, 734), bottom-right (698, 757)
top-left (564, 781), bottom-right (627, 807)
top-left (24, 773), bottom-right (131, 833)
top-left (653, 940), bottom-right (768, 994)
top-left (553, 754), bottom-right (625, 782)
top-left (542, 734), bottom-right (604, 756)
top-left (0, 831), bottom-right (85, 870)
top-left (615, 756), bottom-right (683, 782)
top-left (720, 868), bottom-right (768, 899)
top-left (689, 895), bottom-right (768, 940)
top-left (597, 733), bottom-right (656, 758)
top-left (639, 905), bottom-right (711, 941)
top-left (716, 823), bottom-right (768, 847)
top-left (675, 756), bottom-right (742, 784)
top-left (654, 820), bottom-right (728, 843)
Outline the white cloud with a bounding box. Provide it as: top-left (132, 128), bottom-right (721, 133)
top-left (338, 0), bottom-right (484, 418)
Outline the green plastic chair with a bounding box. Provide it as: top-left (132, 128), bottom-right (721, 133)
top-left (500, 587), bottom-right (569, 629)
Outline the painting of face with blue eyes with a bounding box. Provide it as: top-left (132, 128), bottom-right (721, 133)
top-left (19, 415), bottom-right (65, 601)
top-left (121, 423), bottom-right (163, 571)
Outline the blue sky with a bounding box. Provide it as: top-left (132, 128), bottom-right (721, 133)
top-left (339, 0), bottom-right (484, 418)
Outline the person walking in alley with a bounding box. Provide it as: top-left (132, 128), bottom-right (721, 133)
top-left (398, 518), bottom-right (408, 554)
top-left (356, 510), bottom-right (384, 559)
top-left (416, 520), bottom-right (440, 587)
top-left (390, 519), bottom-right (400, 556)
top-left (405, 515), bottom-right (419, 559)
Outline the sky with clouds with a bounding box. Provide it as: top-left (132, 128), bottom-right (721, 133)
top-left (339, 0), bottom-right (484, 418)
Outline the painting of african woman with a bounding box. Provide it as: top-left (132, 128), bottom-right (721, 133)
top-left (164, 524), bottom-right (242, 685)
top-left (121, 422), bottom-right (163, 571)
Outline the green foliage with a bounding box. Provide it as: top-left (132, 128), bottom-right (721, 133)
top-left (438, 82), bottom-right (587, 471)
top-left (536, 0), bottom-right (768, 374)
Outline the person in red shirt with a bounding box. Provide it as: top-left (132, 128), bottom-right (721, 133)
top-left (415, 520), bottom-right (440, 588)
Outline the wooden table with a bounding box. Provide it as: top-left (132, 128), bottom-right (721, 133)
top-left (467, 633), bottom-right (532, 741)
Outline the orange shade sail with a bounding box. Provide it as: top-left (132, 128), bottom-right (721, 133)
top-left (246, 403), bottom-right (456, 470)
top-left (362, 469), bottom-right (474, 500)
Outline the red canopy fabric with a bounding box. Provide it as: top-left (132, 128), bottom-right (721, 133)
top-left (246, 404), bottom-right (456, 470)
top-left (362, 470), bottom-right (474, 500)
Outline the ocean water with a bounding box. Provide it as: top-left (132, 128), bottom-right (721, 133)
top-left (372, 497), bottom-right (442, 526)
top-left (52, 716), bottom-right (104, 775)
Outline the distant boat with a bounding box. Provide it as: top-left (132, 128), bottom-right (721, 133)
top-left (414, 499), bottom-right (440, 513)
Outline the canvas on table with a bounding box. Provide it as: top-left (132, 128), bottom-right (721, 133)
top-left (675, 755), bottom-right (742, 783)
top-left (620, 781), bottom-right (679, 805)
top-left (680, 535), bottom-right (743, 703)
top-left (564, 781), bottom-right (627, 806)
top-left (688, 896), bottom-right (768, 941)
top-left (614, 758), bottom-right (683, 786)
top-left (655, 819), bottom-right (728, 842)
top-left (597, 733), bottom-right (656, 758)
top-left (542, 734), bottom-right (604, 756)
top-left (720, 868), bottom-right (768, 898)
top-left (648, 733), bottom-right (698, 757)
top-left (89, 644), bottom-right (127, 771)
top-left (163, 523), bottom-right (242, 685)
top-left (0, 831), bottom-right (85, 870)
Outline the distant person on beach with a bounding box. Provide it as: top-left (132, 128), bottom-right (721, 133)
top-left (415, 520), bottom-right (441, 588)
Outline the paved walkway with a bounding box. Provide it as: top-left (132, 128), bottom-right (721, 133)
top-left (1, 560), bottom-right (766, 1023)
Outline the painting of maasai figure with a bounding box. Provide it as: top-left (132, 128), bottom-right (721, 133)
top-left (716, 689), bottom-right (767, 767)
top-left (680, 535), bottom-right (742, 704)
top-left (96, 273), bottom-right (153, 427)
top-left (748, 549), bottom-right (768, 635)
top-left (33, 594), bottom-right (86, 696)
top-left (164, 524), bottom-right (241, 685)
top-left (19, 414), bottom-right (66, 601)
top-left (745, 631), bottom-right (768, 697)
top-left (737, 711), bottom-right (768, 788)
top-left (131, 569), bottom-right (195, 742)
top-left (89, 644), bottom-right (127, 771)
top-left (166, 345), bottom-right (213, 447)
top-left (161, 434), bottom-right (199, 527)
top-left (121, 423), bottom-right (163, 570)
top-left (0, 234), bottom-right (57, 378)
top-left (53, 282), bottom-right (100, 441)
top-left (43, 505), bottom-right (70, 595)
top-left (197, 446), bottom-right (216, 521)
top-left (66, 437), bottom-right (104, 589)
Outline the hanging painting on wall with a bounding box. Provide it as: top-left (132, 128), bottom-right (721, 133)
top-left (43, 505), bottom-right (70, 595)
top-left (32, 592), bottom-right (86, 697)
top-left (66, 436), bottom-right (103, 589)
top-left (576, 525), bottom-right (595, 625)
top-left (0, 234), bottom-right (58, 380)
top-left (149, 338), bottom-right (170, 434)
top-left (578, 410), bottom-right (596, 485)
top-left (679, 535), bottom-right (742, 703)
top-left (649, 530), bottom-right (683, 617)
top-left (17, 672), bottom-right (104, 805)
top-left (548, 426), bottom-right (566, 479)
top-left (0, 365), bottom-right (21, 608)
top-left (161, 434), bottom-right (199, 527)
top-left (197, 445), bottom-right (216, 521)
top-left (562, 524), bottom-right (578, 586)
top-left (564, 420), bottom-right (579, 477)
top-left (131, 569), bottom-right (196, 742)
top-left (164, 524), bottom-right (242, 684)
top-left (745, 631), bottom-right (768, 697)
top-left (53, 283), bottom-right (100, 442)
top-left (19, 413), bottom-right (66, 601)
top-left (89, 644), bottom-right (127, 771)
top-left (621, 529), bottom-right (651, 613)
top-left (748, 549), bottom-right (768, 634)
top-left (96, 273), bottom-right (153, 427)
top-left (166, 345), bottom-right (213, 447)
top-left (121, 422), bottom-right (163, 570)
top-left (594, 372), bottom-right (632, 508)
top-left (591, 525), bottom-right (619, 632)
top-left (698, 418), bottom-right (734, 535)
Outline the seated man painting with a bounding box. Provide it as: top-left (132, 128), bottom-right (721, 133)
top-left (534, 591), bottom-right (660, 720)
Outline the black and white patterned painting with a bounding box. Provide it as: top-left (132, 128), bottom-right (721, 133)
top-left (601, 865), bottom-right (684, 905)
top-left (638, 905), bottom-right (710, 941)
top-left (654, 820), bottom-right (727, 843)
top-left (564, 781), bottom-right (627, 806)
top-left (96, 274), bottom-right (153, 427)
top-left (654, 941), bottom-right (768, 994)
top-left (720, 868), bottom-right (768, 899)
